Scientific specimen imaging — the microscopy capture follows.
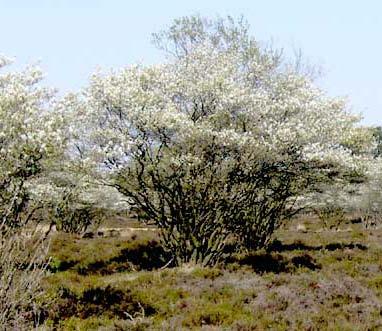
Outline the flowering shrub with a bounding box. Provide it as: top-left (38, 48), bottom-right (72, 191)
top-left (350, 159), bottom-right (382, 228)
top-left (0, 56), bottom-right (65, 228)
top-left (49, 178), bottom-right (107, 234)
top-left (0, 56), bottom-right (64, 328)
top-left (70, 16), bottom-right (372, 264)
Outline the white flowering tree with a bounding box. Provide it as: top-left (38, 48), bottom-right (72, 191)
top-left (0, 56), bottom-right (66, 228)
top-left (74, 16), bottom-right (371, 265)
top-left (304, 126), bottom-right (375, 230)
top-left (0, 56), bottom-right (67, 328)
top-left (346, 158), bottom-right (382, 228)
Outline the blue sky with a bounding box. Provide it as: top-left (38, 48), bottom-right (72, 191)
top-left (1, 0), bottom-right (381, 125)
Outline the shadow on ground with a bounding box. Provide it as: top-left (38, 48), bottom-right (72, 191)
top-left (228, 251), bottom-right (321, 273)
top-left (267, 239), bottom-right (368, 253)
top-left (76, 240), bottom-right (171, 275)
top-left (49, 285), bottom-right (156, 324)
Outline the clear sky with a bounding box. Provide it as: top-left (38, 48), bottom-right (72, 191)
top-left (1, 0), bottom-right (381, 125)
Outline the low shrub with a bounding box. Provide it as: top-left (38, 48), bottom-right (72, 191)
top-left (315, 206), bottom-right (346, 231)
top-left (0, 224), bottom-right (50, 329)
top-left (51, 189), bottom-right (105, 235)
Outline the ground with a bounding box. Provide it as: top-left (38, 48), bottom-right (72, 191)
top-left (41, 215), bottom-right (382, 330)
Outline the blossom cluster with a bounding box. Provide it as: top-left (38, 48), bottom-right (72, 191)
top-left (0, 57), bottom-right (65, 180)
top-left (73, 37), bottom-right (369, 175)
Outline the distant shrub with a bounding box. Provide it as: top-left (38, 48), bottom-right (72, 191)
top-left (52, 189), bottom-right (105, 234)
top-left (349, 160), bottom-right (382, 229)
top-left (315, 206), bottom-right (346, 231)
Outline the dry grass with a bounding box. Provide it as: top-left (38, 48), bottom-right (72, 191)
top-left (0, 227), bottom-right (50, 330)
top-left (41, 215), bottom-right (382, 330)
